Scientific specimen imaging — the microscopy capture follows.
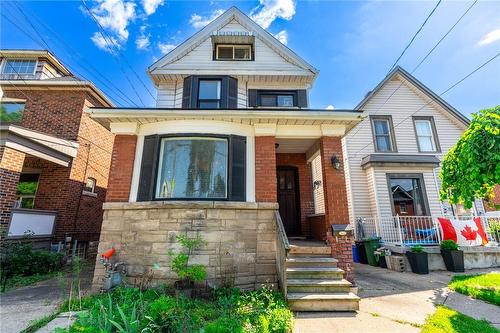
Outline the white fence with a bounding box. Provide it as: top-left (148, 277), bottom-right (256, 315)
top-left (357, 215), bottom-right (500, 247)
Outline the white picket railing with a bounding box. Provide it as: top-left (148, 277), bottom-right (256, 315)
top-left (357, 215), bottom-right (500, 247)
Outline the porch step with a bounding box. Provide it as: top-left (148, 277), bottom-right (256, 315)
top-left (288, 292), bottom-right (360, 311)
top-left (289, 246), bottom-right (331, 257)
top-left (287, 279), bottom-right (352, 293)
top-left (286, 267), bottom-right (344, 280)
top-left (286, 257), bottom-right (338, 268)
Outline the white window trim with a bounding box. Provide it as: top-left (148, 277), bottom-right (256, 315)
top-left (84, 177), bottom-right (96, 193)
top-left (215, 44), bottom-right (252, 60)
top-left (1, 58), bottom-right (38, 75)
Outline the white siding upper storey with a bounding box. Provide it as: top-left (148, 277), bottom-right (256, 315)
top-left (149, 7), bottom-right (318, 109)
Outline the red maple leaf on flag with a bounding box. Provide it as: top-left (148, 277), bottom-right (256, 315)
top-left (460, 225), bottom-right (477, 241)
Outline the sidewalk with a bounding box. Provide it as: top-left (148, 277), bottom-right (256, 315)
top-left (293, 264), bottom-right (499, 333)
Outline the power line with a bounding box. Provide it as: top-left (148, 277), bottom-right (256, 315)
top-left (388, 0), bottom-right (442, 72)
top-left (80, 0), bottom-right (156, 104)
top-left (353, 51), bottom-right (500, 158)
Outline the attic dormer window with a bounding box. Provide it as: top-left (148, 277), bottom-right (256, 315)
top-left (2, 59), bottom-right (36, 75)
top-left (215, 45), bottom-right (252, 60)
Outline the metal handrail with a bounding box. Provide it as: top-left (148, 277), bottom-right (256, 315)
top-left (275, 211), bottom-right (290, 251)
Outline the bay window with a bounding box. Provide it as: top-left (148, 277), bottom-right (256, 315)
top-left (387, 174), bottom-right (429, 216)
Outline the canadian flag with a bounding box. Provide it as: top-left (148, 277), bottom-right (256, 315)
top-left (437, 217), bottom-right (488, 247)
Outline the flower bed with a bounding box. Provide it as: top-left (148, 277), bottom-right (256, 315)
top-left (59, 286), bottom-right (294, 333)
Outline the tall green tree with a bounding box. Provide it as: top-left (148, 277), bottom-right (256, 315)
top-left (440, 106), bottom-right (500, 209)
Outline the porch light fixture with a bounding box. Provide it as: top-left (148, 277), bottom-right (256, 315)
top-left (331, 155), bottom-right (341, 170)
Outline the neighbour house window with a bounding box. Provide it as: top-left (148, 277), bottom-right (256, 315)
top-left (371, 116), bottom-right (396, 152)
top-left (2, 59), bottom-right (36, 75)
top-left (84, 177), bottom-right (96, 193)
top-left (16, 173), bottom-right (39, 209)
top-left (198, 80), bottom-right (221, 108)
top-left (0, 102), bottom-right (25, 122)
top-left (215, 45), bottom-right (252, 60)
top-left (311, 154), bottom-right (325, 214)
top-left (155, 137), bottom-right (228, 199)
top-left (413, 117), bottom-right (439, 152)
top-left (387, 174), bottom-right (429, 216)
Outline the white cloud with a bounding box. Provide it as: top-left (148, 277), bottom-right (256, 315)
top-left (87, 0), bottom-right (136, 49)
top-left (142, 0), bottom-right (164, 16)
top-left (90, 32), bottom-right (121, 53)
top-left (136, 26), bottom-right (151, 50)
top-left (250, 0), bottom-right (296, 29)
top-left (326, 105), bottom-right (335, 110)
top-left (478, 29), bottom-right (500, 46)
top-left (274, 30), bottom-right (288, 45)
top-left (189, 9), bottom-right (224, 29)
top-left (158, 42), bottom-right (177, 54)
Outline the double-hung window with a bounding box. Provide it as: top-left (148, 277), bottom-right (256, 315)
top-left (198, 80), bottom-right (221, 108)
top-left (155, 137), bottom-right (228, 199)
top-left (413, 117), bottom-right (439, 152)
top-left (371, 116), bottom-right (396, 152)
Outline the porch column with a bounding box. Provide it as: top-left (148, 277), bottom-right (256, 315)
top-left (319, 136), bottom-right (354, 282)
top-left (254, 136), bottom-right (277, 202)
top-left (0, 146), bottom-right (26, 236)
top-left (106, 135), bottom-right (137, 202)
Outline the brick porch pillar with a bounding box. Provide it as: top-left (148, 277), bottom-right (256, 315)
top-left (319, 136), bottom-right (354, 282)
top-left (106, 135), bottom-right (137, 202)
top-left (255, 136), bottom-right (277, 202)
top-left (0, 147), bottom-right (26, 237)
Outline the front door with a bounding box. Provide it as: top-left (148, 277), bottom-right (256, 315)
top-left (277, 167), bottom-right (301, 236)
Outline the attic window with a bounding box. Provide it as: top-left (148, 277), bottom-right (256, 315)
top-left (215, 45), bottom-right (252, 60)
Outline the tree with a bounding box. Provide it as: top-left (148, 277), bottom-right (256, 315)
top-left (440, 105), bottom-right (500, 209)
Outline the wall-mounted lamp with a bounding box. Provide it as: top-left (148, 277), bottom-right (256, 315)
top-left (275, 143), bottom-right (280, 149)
top-left (331, 155), bottom-right (341, 170)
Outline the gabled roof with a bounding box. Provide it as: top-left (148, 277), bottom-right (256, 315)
top-left (356, 66), bottom-right (470, 127)
top-left (148, 6), bottom-right (318, 77)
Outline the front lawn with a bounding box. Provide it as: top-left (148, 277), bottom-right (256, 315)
top-left (58, 286), bottom-right (294, 333)
top-left (1, 271), bottom-right (61, 292)
top-left (421, 306), bottom-right (499, 333)
top-left (448, 272), bottom-right (500, 306)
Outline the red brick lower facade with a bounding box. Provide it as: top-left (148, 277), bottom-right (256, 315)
top-left (0, 147), bottom-right (25, 236)
top-left (255, 136), bottom-right (277, 203)
top-left (106, 135), bottom-right (137, 202)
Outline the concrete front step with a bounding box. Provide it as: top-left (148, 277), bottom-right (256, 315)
top-left (287, 278), bottom-right (352, 293)
top-left (286, 257), bottom-right (338, 268)
top-left (289, 246), bottom-right (331, 256)
top-left (286, 267), bottom-right (344, 280)
top-left (287, 292), bottom-right (360, 311)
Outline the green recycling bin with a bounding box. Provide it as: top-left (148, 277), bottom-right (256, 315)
top-left (363, 237), bottom-right (381, 266)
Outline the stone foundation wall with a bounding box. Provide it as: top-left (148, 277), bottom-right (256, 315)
top-left (92, 201), bottom-right (278, 290)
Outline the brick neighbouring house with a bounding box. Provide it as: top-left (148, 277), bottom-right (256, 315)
top-left (0, 49), bottom-right (114, 254)
top-left (88, 7), bottom-right (362, 311)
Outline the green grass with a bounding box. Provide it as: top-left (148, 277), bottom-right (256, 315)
top-left (1, 271), bottom-right (61, 292)
top-left (421, 306), bottom-right (499, 333)
top-left (448, 273), bottom-right (500, 306)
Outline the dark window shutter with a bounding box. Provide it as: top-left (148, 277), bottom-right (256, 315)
top-left (229, 135), bottom-right (246, 201)
top-left (297, 90), bottom-right (308, 108)
top-left (228, 76), bottom-right (238, 109)
top-left (137, 135), bottom-right (159, 201)
top-left (248, 89), bottom-right (257, 107)
top-left (182, 76), bottom-right (193, 108)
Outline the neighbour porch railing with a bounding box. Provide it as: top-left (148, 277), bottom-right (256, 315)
top-left (357, 215), bottom-right (500, 247)
top-left (275, 211), bottom-right (290, 294)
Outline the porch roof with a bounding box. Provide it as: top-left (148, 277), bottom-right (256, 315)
top-left (87, 107), bottom-right (364, 133)
top-left (0, 124), bottom-right (79, 167)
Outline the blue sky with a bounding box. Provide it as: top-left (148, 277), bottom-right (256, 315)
top-left (1, 0), bottom-right (499, 117)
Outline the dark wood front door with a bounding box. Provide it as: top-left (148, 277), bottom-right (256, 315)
top-left (277, 167), bottom-right (301, 236)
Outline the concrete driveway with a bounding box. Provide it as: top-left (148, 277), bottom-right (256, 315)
top-left (0, 262), bottom-right (94, 333)
top-left (293, 263), bottom-right (499, 333)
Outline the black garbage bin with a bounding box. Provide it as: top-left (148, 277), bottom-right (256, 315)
top-left (355, 241), bottom-right (368, 264)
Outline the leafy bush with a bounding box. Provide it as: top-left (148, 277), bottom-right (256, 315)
top-left (440, 240), bottom-right (459, 251)
top-left (411, 245), bottom-right (424, 253)
top-left (60, 286), bottom-right (294, 333)
top-left (168, 234), bottom-right (207, 286)
top-left (1, 241), bottom-right (63, 291)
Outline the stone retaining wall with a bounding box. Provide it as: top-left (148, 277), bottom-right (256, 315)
top-left (92, 201), bottom-right (278, 290)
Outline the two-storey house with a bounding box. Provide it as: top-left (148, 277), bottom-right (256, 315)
top-left (0, 50), bottom-right (114, 256)
top-left (89, 7), bottom-right (361, 311)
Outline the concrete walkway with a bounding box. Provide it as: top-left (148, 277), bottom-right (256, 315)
top-left (293, 264), bottom-right (499, 333)
top-left (0, 262), bottom-right (94, 333)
